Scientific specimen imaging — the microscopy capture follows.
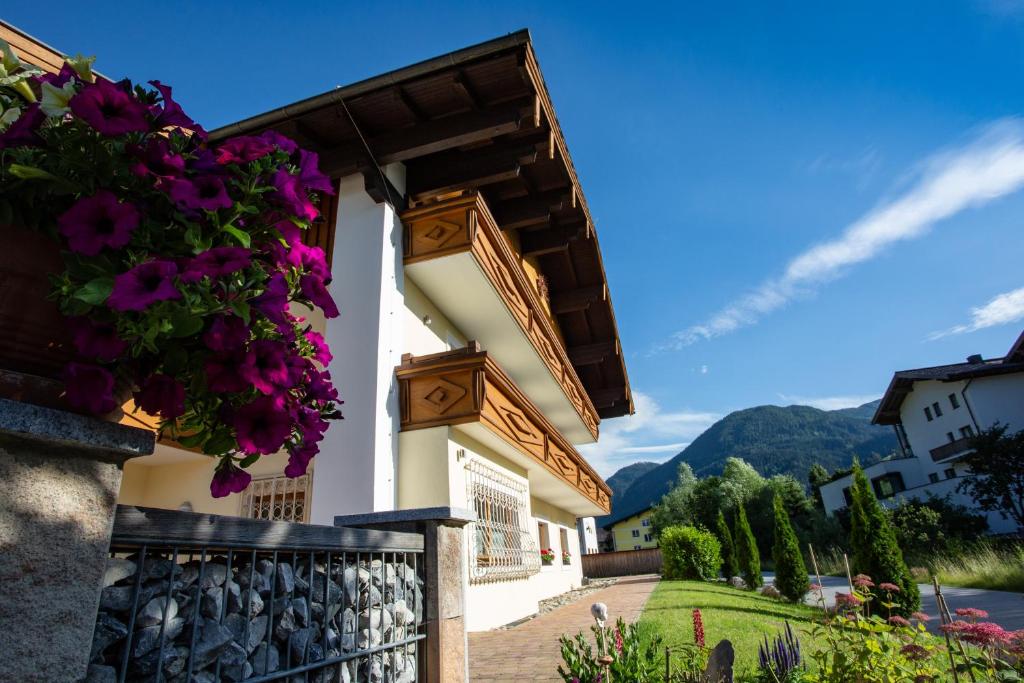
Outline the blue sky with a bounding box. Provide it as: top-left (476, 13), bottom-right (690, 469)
top-left (9, 1), bottom-right (1024, 475)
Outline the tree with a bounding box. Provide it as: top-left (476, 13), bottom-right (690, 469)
top-left (650, 463), bottom-right (699, 535)
top-left (733, 503), bottom-right (762, 588)
top-left (660, 526), bottom-right (721, 581)
top-left (889, 495), bottom-right (988, 564)
top-left (958, 424), bottom-right (1024, 530)
top-left (772, 494), bottom-right (809, 601)
top-left (715, 510), bottom-right (737, 578)
top-left (848, 464), bottom-right (920, 614)
top-left (808, 463), bottom-right (830, 509)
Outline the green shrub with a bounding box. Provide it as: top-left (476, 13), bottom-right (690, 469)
top-left (772, 494), bottom-right (809, 602)
top-left (888, 496), bottom-right (988, 565)
top-left (715, 510), bottom-right (737, 578)
top-left (734, 504), bottom-right (762, 588)
top-left (661, 525), bottom-right (722, 581)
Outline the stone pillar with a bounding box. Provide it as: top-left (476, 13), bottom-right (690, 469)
top-left (0, 398), bottom-right (154, 683)
top-left (334, 506), bottom-right (475, 683)
top-left (311, 165), bottom-right (407, 522)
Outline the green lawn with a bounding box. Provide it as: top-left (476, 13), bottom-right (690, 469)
top-left (637, 580), bottom-right (824, 676)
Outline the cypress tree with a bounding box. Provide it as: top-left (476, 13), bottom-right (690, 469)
top-left (848, 465), bottom-right (921, 614)
top-left (772, 493), bottom-right (809, 601)
top-left (715, 510), bottom-right (737, 579)
top-left (733, 502), bottom-right (762, 589)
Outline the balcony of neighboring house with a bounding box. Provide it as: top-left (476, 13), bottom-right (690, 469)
top-left (401, 192), bottom-right (602, 444)
top-left (395, 344), bottom-right (611, 517)
top-left (930, 437), bottom-right (974, 462)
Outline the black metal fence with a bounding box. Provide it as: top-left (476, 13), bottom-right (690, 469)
top-left (91, 506), bottom-right (426, 683)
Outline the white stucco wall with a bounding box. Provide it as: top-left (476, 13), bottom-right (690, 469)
top-left (966, 373), bottom-right (1024, 434)
top-left (577, 517), bottom-right (599, 554)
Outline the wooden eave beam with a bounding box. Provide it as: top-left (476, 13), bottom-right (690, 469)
top-left (407, 143), bottom-right (542, 200)
top-left (519, 221), bottom-right (586, 258)
top-left (492, 190), bottom-right (573, 230)
top-left (568, 340), bottom-right (619, 366)
top-left (588, 386), bottom-right (627, 409)
top-left (550, 284), bottom-right (607, 314)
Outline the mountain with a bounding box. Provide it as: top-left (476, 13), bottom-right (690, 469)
top-left (599, 400), bottom-right (895, 524)
top-left (603, 461), bottom-right (660, 520)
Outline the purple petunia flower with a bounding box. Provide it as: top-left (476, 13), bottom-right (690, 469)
top-left (205, 351), bottom-right (250, 393)
top-left (134, 373), bottom-right (186, 419)
top-left (165, 176), bottom-right (233, 211)
top-left (33, 63), bottom-right (77, 88)
top-left (241, 340), bottom-right (292, 395)
top-left (0, 103), bottom-right (46, 149)
top-left (69, 79), bottom-right (149, 136)
top-left (216, 135), bottom-right (274, 165)
top-left (68, 317), bottom-right (127, 361)
top-left (296, 149), bottom-right (334, 194)
top-left (287, 242), bottom-right (331, 280)
top-left (148, 80), bottom-right (206, 139)
top-left (58, 190), bottom-right (140, 256)
top-left (108, 260), bottom-right (181, 311)
top-left (252, 272), bottom-right (290, 323)
top-left (210, 460), bottom-right (252, 498)
top-left (63, 362), bottom-right (116, 414)
top-left (182, 246), bottom-right (251, 282)
top-left (300, 273), bottom-right (339, 318)
top-left (259, 130), bottom-right (298, 154)
top-left (273, 219), bottom-right (303, 246)
top-left (305, 330), bottom-right (332, 365)
top-left (296, 406), bottom-right (329, 444)
top-left (232, 395), bottom-right (293, 455)
top-left (306, 368), bottom-right (340, 404)
top-left (203, 315), bottom-right (249, 352)
top-left (285, 441), bottom-right (318, 478)
top-left (130, 138), bottom-right (185, 178)
top-left (270, 168), bottom-right (319, 221)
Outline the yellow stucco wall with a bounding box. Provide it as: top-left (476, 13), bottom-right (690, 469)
top-left (610, 509), bottom-right (658, 551)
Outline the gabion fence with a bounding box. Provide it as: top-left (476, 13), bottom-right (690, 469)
top-left (89, 506), bottom-right (425, 683)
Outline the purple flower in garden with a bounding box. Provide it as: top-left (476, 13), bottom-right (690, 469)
top-left (305, 330), bottom-right (332, 365)
top-left (900, 643), bottom-right (929, 661)
top-left (58, 190), bottom-right (140, 256)
top-left (210, 461), bottom-right (252, 498)
top-left (296, 406), bottom-right (329, 444)
top-left (33, 63), bottom-right (77, 88)
top-left (148, 80), bottom-right (206, 138)
top-left (852, 574), bottom-right (874, 589)
top-left (165, 176), bottom-right (233, 211)
top-left (216, 135), bottom-right (274, 165)
top-left (63, 362), bottom-right (116, 414)
top-left (69, 79), bottom-right (149, 136)
top-left (241, 340), bottom-right (292, 395)
top-left (232, 395), bottom-right (293, 455)
top-left (955, 607), bottom-right (989, 621)
top-left (107, 260), bottom-right (181, 311)
top-left (182, 246), bottom-right (251, 282)
top-left (284, 441), bottom-right (318, 478)
top-left (296, 149), bottom-right (334, 193)
top-left (288, 243), bottom-right (331, 280)
top-left (300, 273), bottom-right (339, 318)
top-left (130, 138), bottom-right (185, 178)
top-left (205, 352), bottom-right (250, 393)
top-left (252, 273), bottom-right (290, 322)
top-left (68, 318), bottom-right (127, 361)
top-left (203, 315), bottom-right (249, 352)
top-left (134, 373), bottom-right (185, 419)
top-left (888, 615), bottom-right (910, 627)
top-left (271, 168), bottom-right (319, 221)
top-left (911, 611), bottom-right (931, 622)
top-left (273, 219), bottom-right (302, 246)
top-left (0, 103), bottom-right (45, 149)
top-left (259, 130), bottom-right (298, 154)
top-left (306, 368), bottom-right (340, 404)
top-left (878, 582), bottom-right (901, 593)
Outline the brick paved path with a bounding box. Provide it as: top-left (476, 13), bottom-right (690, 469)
top-left (468, 575), bottom-right (660, 682)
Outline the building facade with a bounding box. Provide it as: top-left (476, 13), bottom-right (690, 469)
top-left (820, 331), bottom-right (1024, 535)
top-left (111, 31), bottom-right (632, 631)
top-left (604, 507), bottom-right (658, 551)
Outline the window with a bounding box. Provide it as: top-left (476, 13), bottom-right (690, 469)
top-left (933, 402), bottom-right (943, 417)
top-left (924, 406), bottom-right (933, 421)
top-left (465, 459), bottom-right (541, 584)
top-left (634, 545), bottom-right (642, 550)
top-left (240, 474), bottom-right (311, 522)
top-left (631, 529), bottom-right (640, 538)
top-left (871, 473), bottom-right (906, 499)
top-left (643, 534), bottom-right (653, 543)
top-left (947, 432), bottom-right (955, 443)
top-left (559, 528), bottom-right (571, 565)
top-left (959, 425), bottom-right (975, 439)
top-left (641, 518), bottom-right (651, 527)
top-left (842, 487), bottom-right (853, 506)
top-left (929, 473), bottom-right (940, 484)
top-left (949, 393), bottom-right (960, 410)
top-left (944, 468), bottom-right (956, 480)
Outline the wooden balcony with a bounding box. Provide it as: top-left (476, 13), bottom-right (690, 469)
top-left (396, 345), bottom-right (611, 515)
top-left (401, 193), bottom-right (600, 443)
top-left (930, 437), bottom-right (973, 462)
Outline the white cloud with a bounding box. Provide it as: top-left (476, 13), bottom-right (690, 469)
top-left (579, 392), bottom-right (719, 478)
top-left (700, 365), bottom-right (709, 375)
top-left (928, 286), bottom-right (1024, 340)
top-left (777, 393), bottom-right (880, 411)
top-left (665, 119), bottom-right (1024, 349)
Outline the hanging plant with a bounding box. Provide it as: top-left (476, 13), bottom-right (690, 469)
top-left (0, 41), bottom-right (342, 497)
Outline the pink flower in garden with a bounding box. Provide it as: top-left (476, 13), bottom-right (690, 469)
top-left (134, 373), bottom-right (185, 419)
top-left (232, 395), bottom-right (293, 454)
top-left (215, 135), bottom-right (275, 164)
top-left (107, 260), bottom-right (181, 311)
top-left (210, 460), bottom-right (252, 498)
top-left (835, 592), bottom-right (862, 610)
top-left (287, 242), bottom-right (331, 280)
top-left (259, 130), bottom-right (298, 154)
top-left (182, 246), bottom-right (251, 281)
top-left (614, 627), bottom-right (624, 654)
top-left (900, 643), bottom-right (929, 661)
top-left (148, 80), bottom-right (206, 138)
top-left (300, 273), bottom-right (339, 318)
top-left (252, 273), bottom-right (290, 323)
top-left (942, 621), bottom-right (1011, 647)
top-left (296, 149), bottom-right (335, 194)
top-left (888, 616), bottom-right (910, 627)
top-left (955, 607), bottom-right (989, 621)
top-left (69, 79), bottom-right (149, 136)
top-left (692, 609), bottom-right (705, 649)
top-left (0, 102), bottom-right (45, 148)
top-left (58, 191), bottom-right (140, 256)
top-left (241, 340), bottom-right (293, 395)
top-left (204, 351), bottom-right (250, 393)
top-left (809, 583), bottom-right (823, 592)
top-left (203, 315), bottom-right (249, 352)
top-left (63, 362), bottom-right (116, 414)
top-left (130, 137), bottom-right (186, 178)
top-left (165, 175), bottom-right (233, 211)
top-left (305, 330), bottom-right (332, 365)
top-left (853, 574), bottom-right (874, 589)
top-left (878, 582), bottom-right (901, 593)
top-left (911, 611), bottom-right (931, 622)
top-left (271, 167), bottom-right (319, 221)
top-left (68, 318), bottom-right (127, 361)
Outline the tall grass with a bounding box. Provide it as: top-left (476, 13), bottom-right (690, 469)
top-left (930, 542), bottom-right (1024, 593)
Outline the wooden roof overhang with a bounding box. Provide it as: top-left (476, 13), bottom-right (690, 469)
top-left (210, 30), bottom-right (633, 421)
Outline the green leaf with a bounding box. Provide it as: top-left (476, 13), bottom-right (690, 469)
top-left (229, 299), bottom-right (251, 325)
top-left (238, 453), bottom-right (260, 468)
top-left (73, 277), bottom-right (114, 305)
top-left (222, 224), bottom-right (251, 248)
top-left (8, 164), bottom-right (60, 181)
top-left (176, 431), bottom-right (208, 448)
top-left (168, 309), bottom-right (204, 338)
top-left (203, 432), bottom-right (236, 456)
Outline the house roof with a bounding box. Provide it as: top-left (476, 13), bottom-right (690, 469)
top-left (1, 20), bottom-right (67, 74)
top-left (873, 330), bottom-right (1024, 425)
top-left (210, 30), bottom-right (633, 420)
top-left (601, 504), bottom-right (655, 530)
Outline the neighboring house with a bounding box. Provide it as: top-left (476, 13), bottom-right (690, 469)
top-left (110, 31), bottom-right (633, 631)
top-left (603, 506), bottom-right (658, 551)
top-left (577, 516), bottom-right (600, 554)
top-left (820, 331), bottom-right (1024, 534)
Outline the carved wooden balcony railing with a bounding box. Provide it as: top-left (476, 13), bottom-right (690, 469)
top-left (396, 345), bottom-right (611, 513)
top-left (930, 437), bottom-right (973, 462)
top-left (401, 193), bottom-right (600, 440)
